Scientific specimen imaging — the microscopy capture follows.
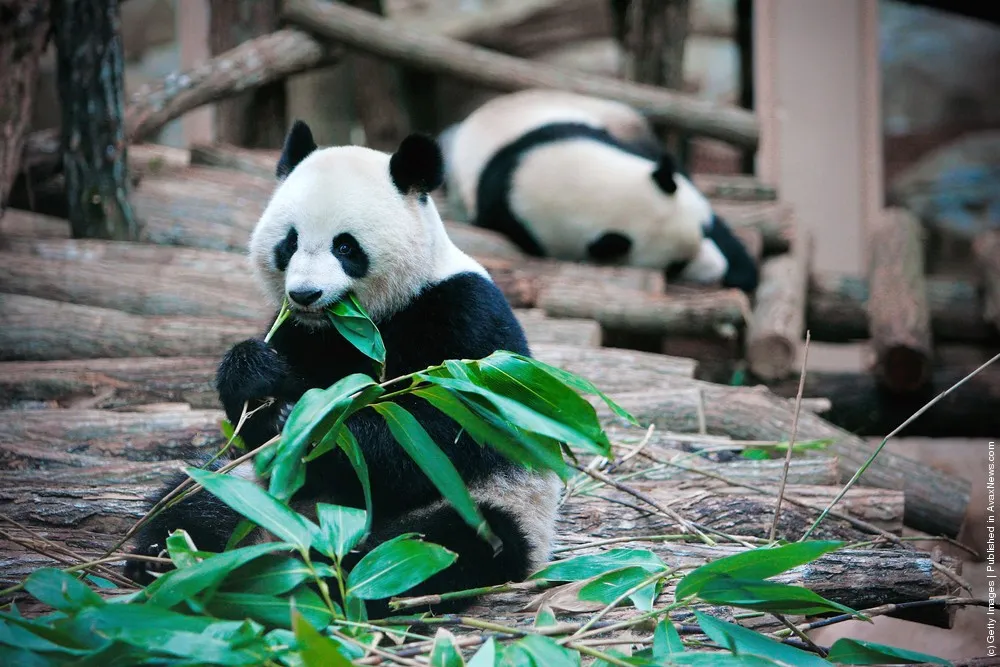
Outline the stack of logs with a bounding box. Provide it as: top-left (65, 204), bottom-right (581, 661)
top-left (0, 147), bottom-right (974, 632)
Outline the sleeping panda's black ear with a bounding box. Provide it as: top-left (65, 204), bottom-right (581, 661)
top-left (276, 120), bottom-right (317, 181)
top-left (389, 133), bottom-right (444, 197)
top-left (651, 153), bottom-right (678, 195)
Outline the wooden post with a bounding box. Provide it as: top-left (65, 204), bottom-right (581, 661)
top-left (0, 1), bottom-right (51, 212)
top-left (52, 0), bottom-right (137, 240)
top-left (972, 230), bottom-right (1000, 332)
top-left (207, 0), bottom-right (286, 149)
top-left (866, 208), bottom-right (932, 393)
top-left (745, 227), bottom-right (810, 380)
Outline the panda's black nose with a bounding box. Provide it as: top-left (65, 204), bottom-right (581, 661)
top-left (288, 289), bottom-right (323, 307)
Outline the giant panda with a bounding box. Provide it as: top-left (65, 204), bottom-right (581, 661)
top-left (124, 121), bottom-right (562, 619)
top-left (443, 89), bottom-right (759, 294)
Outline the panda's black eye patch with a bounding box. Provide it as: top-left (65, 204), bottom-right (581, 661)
top-left (332, 233), bottom-right (368, 278)
top-left (274, 227), bottom-right (298, 272)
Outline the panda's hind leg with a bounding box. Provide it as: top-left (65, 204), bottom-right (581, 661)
top-left (348, 502), bottom-right (533, 618)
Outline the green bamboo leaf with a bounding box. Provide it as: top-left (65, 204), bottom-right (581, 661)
top-left (415, 386), bottom-right (570, 478)
top-left (500, 351), bottom-right (638, 426)
top-left (468, 637), bottom-right (498, 667)
top-left (332, 428), bottom-right (374, 535)
top-left (534, 606), bottom-right (557, 628)
top-left (346, 534), bottom-right (456, 600)
top-left (220, 419), bottom-right (248, 451)
top-left (371, 402), bottom-right (500, 551)
top-left (430, 628), bottom-right (466, 667)
top-left (694, 611), bottom-right (832, 667)
top-left (165, 529), bottom-right (200, 568)
top-left (697, 578), bottom-right (864, 618)
top-left (224, 519), bottom-right (258, 551)
top-left (270, 374), bottom-right (381, 501)
top-left (223, 555), bottom-right (334, 596)
top-left (315, 503), bottom-right (368, 560)
top-left (305, 383), bottom-right (386, 462)
top-left (292, 609), bottom-right (354, 667)
top-left (657, 656), bottom-right (782, 666)
top-left (675, 541), bottom-right (845, 600)
top-left (144, 542), bottom-right (290, 609)
top-left (578, 566), bottom-right (663, 612)
top-left (208, 588), bottom-right (333, 630)
top-left (473, 354), bottom-right (610, 448)
top-left (653, 619), bottom-right (685, 656)
top-left (826, 638), bottom-right (951, 665)
top-left (531, 549), bottom-right (665, 581)
top-left (0, 617), bottom-right (90, 655)
top-left (503, 634), bottom-right (580, 667)
top-left (416, 374), bottom-right (607, 456)
top-left (23, 568), bottom-right (104, 614)
top-left (328, 293), bottom-right (386, 367)
top-left (187, 467), bottom-right (318, 552)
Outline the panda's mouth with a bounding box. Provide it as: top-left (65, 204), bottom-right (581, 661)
top-left (289, 307), bottom-right (330, 327)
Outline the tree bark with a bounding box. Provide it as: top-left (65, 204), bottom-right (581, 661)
top-left (972, 230), bottom-right (1000, 331)
top-left (537, 280), bottom-right (750, 339)
top-left (0, 0), bottom-right (51, 212)
top-left (595, 385), bottom-right (970, 538)
top-left (712, 201), bottom-right (794, 256)
top-left (745, 229), bottom-right (810, 380)
top-left (693, 173), bottom-right (777, 202)
top-left (0, 343), bottom-right (696, 411)
top-left (765, 364), bottom-right (1000, 439)
top-left (207, 0), bottom-right (286, 149)
top-left (866, 208), bottom-right (933, 393)
top-left (807, 271), bottom-right (997, 345)
top-left (52, 0), bottom-right (137, 240)
top-left (282, 0), bottom-right (760, 148)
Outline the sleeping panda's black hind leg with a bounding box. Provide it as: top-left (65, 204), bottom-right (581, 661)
top-left (346, 503), bottom-right (533, 619)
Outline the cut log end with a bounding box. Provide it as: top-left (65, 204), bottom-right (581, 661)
top-left (746, 335), bottom-right (795, 381)
top-left (876, 345), bottom-right (930, 393)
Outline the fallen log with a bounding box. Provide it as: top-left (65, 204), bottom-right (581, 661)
top-left (0, 408), bottom-right (225, 469)
top-left (0, 344), bottom-right (696, 411)
top-left (0, 209), bottom-right (68, 239)
top-left (0, 1), bottom-right (50, 209)
top-left (537, 280), bottom-right (749, 339)
top-left (745, 228), bottom-right (810, 380)
top-left (590, 479), bottom-right (903, 539)
top-left (594, 384), bottom-right (970, 538)
top-left (0, 293), bottom-right (602, 361)
top-left (866, 208), bottom-right (932, 393)
top-left (808, 271), bottom-right (997, 344)
top-left (189, 143), bottom-right (277, 180)
top-left (283, 0), bottom-right (760, 148)
top-left (0, 504), bottom-right (959, 629)
top-left (0, 252), bottom-right (267, 321)
top-left (765, 364), bottom-right (1000, 439)
top-left (0, 294), bottom-right (254, 361)
top-left (973, 230), bottom-right (1000, 331)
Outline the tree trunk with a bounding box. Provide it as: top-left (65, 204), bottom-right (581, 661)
top-left (207, 0), bottom-right (286, 149)
top-left (0, 1), bottom-right (51, 212)
top-left (745, 228), bottom-right (810, 380)
top-left (866, 208), bottom-right (932, 393)
top-left (51, 0), bottom-right (137, 240)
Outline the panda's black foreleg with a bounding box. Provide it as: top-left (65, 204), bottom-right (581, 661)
top-left (341, 503), bottom-right (533, 619)
top-left (216, 338), bottom-right (302, 450)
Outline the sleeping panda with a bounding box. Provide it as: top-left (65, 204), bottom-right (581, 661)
top-left (124, 121), bottom-right (562, 618)
top-left (443, 89), bottom-right (759, 294)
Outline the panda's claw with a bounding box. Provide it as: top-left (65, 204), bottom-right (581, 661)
top-left (123, 542), bottom-right (175, 586)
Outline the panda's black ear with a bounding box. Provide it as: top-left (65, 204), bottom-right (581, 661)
top-left (276, 120), bottom-right (318, 181)
top-left (651, 153), bottom-right (678, 195)
top-left (389, 133), bottom-right (444, 197)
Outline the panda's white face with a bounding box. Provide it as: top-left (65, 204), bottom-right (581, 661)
top-left (248, 127), bottom-right (481, 325)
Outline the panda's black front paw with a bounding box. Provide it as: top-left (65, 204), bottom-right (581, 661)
top-left (217, 338), bottom-right (291, 415)
top-left (123, 541), bottom-right (174, 587)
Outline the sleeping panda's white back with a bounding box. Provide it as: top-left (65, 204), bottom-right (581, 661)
top-left (249, 143), bottom-right (486, 322)
top-left (447, 89), bottom-right (655, 214)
